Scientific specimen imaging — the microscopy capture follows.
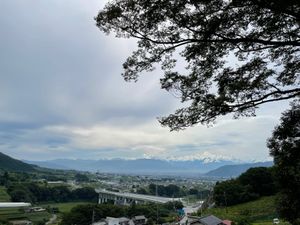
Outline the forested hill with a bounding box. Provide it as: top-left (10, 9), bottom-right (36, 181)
top-left (0, 152), bottom-right (36, 172)
top-left (205, 161), bottom-right (273, 178)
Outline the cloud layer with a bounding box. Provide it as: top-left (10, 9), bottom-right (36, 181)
top-left (0, 0), bottom-right (290, 162)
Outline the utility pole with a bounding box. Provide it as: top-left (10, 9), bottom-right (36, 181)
top-left (200, 191), bottom-right (203, 216)
top-left (223, 191), bottom-right (228, 214)
top-left (156, 184), bottom-right (158, 225)
top-left (91, 208), bottom-right (95, 225)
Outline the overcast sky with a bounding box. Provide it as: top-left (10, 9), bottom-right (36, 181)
top-left (0, 0), bottom-right (291, 162)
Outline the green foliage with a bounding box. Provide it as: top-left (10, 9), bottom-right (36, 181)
top-left (136, 188), bottom-right (147, 194)
top-left (143, 183), bottom-right (202, 198)
top-left (163, 201), bottom-right (183, 210)
top-left (0, 172), bottom-right (10, 186)
top-left (238, 167), bottom-right (277, 196)
top-left (202, 196), bottom-right (280, 224)
top-left (214, 179), bottom-right (258, 206)
top-left (268, 101), bottom-right (300, 225)
top-left (72, 187), bottom-right (98, 202)
top-left (40, 202), bottom-right (90, 214)
top-left (235, 218), bottom-right (251, 225)
top-left (0, 186), bottom-right (10, 202)
top-left (148, 183), bottom-right (183, 197)
top-left (96, 0), bottom-right (300, 130)
top-left (7, 183), bottom-right (97, 203)
top-left (9, 188), bottom-right (36, 203)
top-left (213, 167), bottom-right (277, 206)
top-left (75, 173), bottom-right (89, 182)
top-left (0, 208), bottom-right (51, 224)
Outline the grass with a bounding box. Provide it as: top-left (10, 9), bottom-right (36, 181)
top-left (0, 200), bottom-right (93, 225)
top-left (252, 222), bottom-right (290, 225)
top-left (201, 196), bottom-right (291, 225)
top-left (0, 186), bottom-right (10, 202)
top-left (39, 201), bottom-right (92, 213)
top-left (0, 208), bottom-right (51, 224)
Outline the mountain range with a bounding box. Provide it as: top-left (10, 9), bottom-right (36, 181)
top-left (0, 151), bottom-right (273, 177)
top-left (24, 158), bottom-right (273, 177)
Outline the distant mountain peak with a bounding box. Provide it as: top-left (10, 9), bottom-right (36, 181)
top-left (165, 151), bottom-right (239, 163)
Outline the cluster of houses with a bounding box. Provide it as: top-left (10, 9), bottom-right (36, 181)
top-left (179, 215), bottom-right (232, 225)
top-left (92, 215), bottom-right (232, 225)
top-left (92, 215), bottom-right (148, 225)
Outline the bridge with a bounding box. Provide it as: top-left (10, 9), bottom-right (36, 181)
top-left (95, 189), bottom-right (182, 205)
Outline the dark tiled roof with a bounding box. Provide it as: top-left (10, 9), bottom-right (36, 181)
top-left (133, 215), bottom-right (146, 220)
top-left (199, 215), bottom-right (223, 225)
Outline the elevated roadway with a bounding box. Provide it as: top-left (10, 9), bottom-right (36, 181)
top-left (95, 189), bottom-right (182, 204)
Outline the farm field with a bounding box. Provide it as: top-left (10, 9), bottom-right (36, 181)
top-left (39, 201), bottom-right (92, 213)
top-left (0, 186), bottom-right (10, 202)
top-left (202, 196), bottom-right (291, 225)
top-left (0, 207), bottom-right (51, 224)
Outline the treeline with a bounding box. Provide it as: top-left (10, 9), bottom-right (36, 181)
top-left (61, 201), bottom-right (183, 225)
top-left (213, 167), bottom-right (277, 206)
top-left (136, 183), bottom-right (210, 198)
top-left (6, 183), bottom-right (97, 203)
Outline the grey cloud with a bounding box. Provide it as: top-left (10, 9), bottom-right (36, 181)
top-left (0, 1), bottom-right (292, 161)
top-left (0, 0), bottom-right (178, 129)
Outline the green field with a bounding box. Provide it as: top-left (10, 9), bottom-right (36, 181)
top-left (39, 201), bottom-right (92, 213)
top-left (0, 186), bottom-right (10, 202)
top-left (0, 201), bottom-right (91, 225)
top-left (202, 196), bottom-right (291, 225)
top-left (0, 208), bottom-right (51, 224)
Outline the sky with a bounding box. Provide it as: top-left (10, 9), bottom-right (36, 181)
top-left (0, 0), bottom-right (291, 162)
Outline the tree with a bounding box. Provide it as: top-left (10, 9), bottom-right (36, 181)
top-left (75, 173), bottom-right (89, 182)
top-left (96, 0), bottom-right (300, 130)
top-left (0, 171), bottom-right (10, 186)
top-left (267, 100), bottom-right (300, 225)
top-left (213, 179), bottom-right (258, 206)
top-left (72, 187), bottom-right (98, 201)
top-left (238, 167), bottom-right (277, 196)
top-left (9, 188), bottom-right (35, 203)
top-left (213, 166), bottom-right (277, 206)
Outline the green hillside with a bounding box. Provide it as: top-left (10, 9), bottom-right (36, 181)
top-left (0, 152), bottom-right (36, 172)
top-left (0, 186), bottom-right (10, 202)
top-left (202, 196), bottom-right (290, 224)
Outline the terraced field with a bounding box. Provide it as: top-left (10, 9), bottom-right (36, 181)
top-left (202, 196), bottom-right (291, 225)
top-left (0, 208), bottom-right (51, 224)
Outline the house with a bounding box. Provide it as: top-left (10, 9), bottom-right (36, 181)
top-left (179, 215), bottom-right (225, 225)
top-left (133, 215), bottom-right (147, 225)
top-left (198, 215), bottom-right (224, 225)
top-left (92, 216), bottom-right (147, 225)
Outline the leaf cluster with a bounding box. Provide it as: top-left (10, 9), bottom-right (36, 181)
top-left (96, 0), bottom-right (300, 129)
top-left (267, 100), bottom-right (300, 224)
top-left (213, 167), bottom-right (277, 206)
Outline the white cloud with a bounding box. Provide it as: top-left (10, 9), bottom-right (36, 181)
top-left (6, 113), bottom-right (277, 161)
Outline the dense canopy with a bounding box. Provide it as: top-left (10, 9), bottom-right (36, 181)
top-left (268, 101), bottom-right (300, 224)
top-left (96, 0), bottom-right (300, 130)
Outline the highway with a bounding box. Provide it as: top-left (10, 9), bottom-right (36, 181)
top-left (95, 189), bottom-right (182, 204)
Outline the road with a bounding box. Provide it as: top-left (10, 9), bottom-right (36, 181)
top-left (46, 214), bottom-right (57, 225)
